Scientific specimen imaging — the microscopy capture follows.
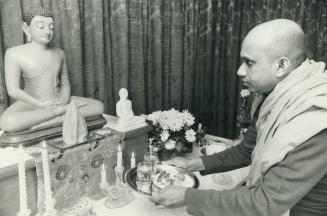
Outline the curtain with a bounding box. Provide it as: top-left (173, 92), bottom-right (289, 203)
top-left (0, 0), bottom-right (326, 138)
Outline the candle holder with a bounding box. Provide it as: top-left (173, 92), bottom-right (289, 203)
top-left (17, 145), bottom-right (31, 216)
top-left (41, 141), bottom-right (57, 216)
top-left (104, 165), bottom-right (135, 209)
top-left (17, 209), bottom-right (31, 216)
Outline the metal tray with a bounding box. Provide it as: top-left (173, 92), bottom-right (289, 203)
top-left (125, 164), bottom-right (199, 196)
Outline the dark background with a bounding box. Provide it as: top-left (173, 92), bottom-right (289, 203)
top-left (0, 0), bottom-right (326, 138)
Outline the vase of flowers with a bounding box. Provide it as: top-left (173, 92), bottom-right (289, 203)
top-left (146, 108), bottom-right (197, 161)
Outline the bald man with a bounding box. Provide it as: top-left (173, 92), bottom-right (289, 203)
top-left (150, 19), bottom-right (327, 216)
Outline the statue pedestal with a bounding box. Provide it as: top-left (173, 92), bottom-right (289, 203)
top-left (0, 115), bottom-right (106, 147)
top-left (103, 114), bottom-right (151, 170)
top-left (0, 129), bottom-right (122, 216)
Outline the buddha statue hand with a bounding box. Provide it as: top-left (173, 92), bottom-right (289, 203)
top-left (38, 98), bottom-right (68, 109)
top-left (52, 104), bottom-right (68, 117)
top-left (52, 100), bottom-right (86, 117)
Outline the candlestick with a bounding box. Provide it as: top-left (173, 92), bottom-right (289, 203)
top-left (130, 152), bottom-right (136, 168)
top-left (17, 145), bottom-right (31, 216)
top-left (41, 140), bottom-right (57, 215)
top-left (101, 163), bottom-right (107, 185)
top-left (117, 145), bottom-right (122, 168)
top-left (149, 138), bottom-right (153, 155)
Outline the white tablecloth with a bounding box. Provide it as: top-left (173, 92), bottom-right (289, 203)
top-left (93, 166), bottom-right (249, 216)
top-left (92, 142), bottom-right (250, 216)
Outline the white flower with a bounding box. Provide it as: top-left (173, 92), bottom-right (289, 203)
top-left (169, 115), bottom-right (184, 131)
top-left (158, 108), bottom-right (184, 131)
top-left (164, 140), bottom-right (176, 150)
top-left (160, 130), bottom-right (169, 142)
top-left (182, 110), bottom-right (195, 126)
top-left (240, 89), bottom-right (250, 98)
top-left (146, 111), bottom-right (162, 125)
top-left (185, 129), bottom-right (196, 142)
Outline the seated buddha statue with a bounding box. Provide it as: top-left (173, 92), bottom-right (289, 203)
top-left (0, 8), bottom-right (104, 133)
top-left (116, 88), bottom-right (145, 130)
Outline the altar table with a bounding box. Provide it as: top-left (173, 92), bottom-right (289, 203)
top-left (93, 167), bottom-right (249, 216)
top-left (92, 142), bottom-right (250, 216)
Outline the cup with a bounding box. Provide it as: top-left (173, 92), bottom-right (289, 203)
top-left (136, 162), bottom-right (152, 193)
top-left (144, 152), bottom-right (159, 175)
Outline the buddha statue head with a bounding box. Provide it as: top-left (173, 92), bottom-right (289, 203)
top-left (119, 88), bottom-right (129, 100)
top-left (22, 7), bottom-right (54, 45)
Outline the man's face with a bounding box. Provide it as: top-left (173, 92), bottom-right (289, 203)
top-left (237, 37), bottom-right (278, 93)
top-left (28, 16), bottom-right (54, 45)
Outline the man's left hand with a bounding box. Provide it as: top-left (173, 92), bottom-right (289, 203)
top-left (149, 185), bottom-right (187, 208)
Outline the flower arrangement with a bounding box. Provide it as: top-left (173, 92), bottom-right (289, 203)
top-left (146, 108), bottom-right (196, 152)
top-left (237, 88), bottom-right (251, 139)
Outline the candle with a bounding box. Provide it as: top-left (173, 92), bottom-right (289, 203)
top-left (117, 145), bottom-right (122, 168)
top-left (41, 140), bottom-right (56, 214)
top-left (149, 138), bottom-right (153, 155)
top-left (131, 152), bottom-right (136, 168)
top-left (17, 145), bottom-right (31, 216)
top-left (101, 163), bottom-right (107, 185)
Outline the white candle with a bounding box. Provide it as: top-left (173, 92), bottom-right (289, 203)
top-left (117, 145), bottom-right (122, 168)
top-left (17, 145), bottom-right (31, 216)
top-left (130, 152), bottom-right (136, 168)
top-left (149, 138), bottom-right (153, 155)
top-left (101, 163), bottom-right (107, 185)
top-left (41, 140), bottom-right (56, 214)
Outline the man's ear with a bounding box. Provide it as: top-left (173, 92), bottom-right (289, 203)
top-left (22, 22), bottom-right (31, 42)
top-left (276, 57), bottom-right (290, 78)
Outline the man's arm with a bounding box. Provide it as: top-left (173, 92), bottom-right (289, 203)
top-left (185, 129), bottom-right (327, 216)
top-left (199, 113), bottom-right (257, 175)
top-left (166, 115), bottom-right (257, 173)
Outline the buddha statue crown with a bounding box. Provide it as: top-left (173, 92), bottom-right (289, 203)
top-left (23, 7), bottom-right (54, 25)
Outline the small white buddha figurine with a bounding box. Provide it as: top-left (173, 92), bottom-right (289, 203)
top-left (116, 88), bottom-right (145, 130)
top-left (116, 88), bottom-right (134, 121)
top-left (0, 7), bottom-right (104, 132)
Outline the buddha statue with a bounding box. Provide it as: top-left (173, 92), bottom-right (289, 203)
top-left (116, 88), bottom-right (145, 130)
top-left (116, 88), bottom-right (134, 120)
top-left (0, 7), bottom-right (104, 133)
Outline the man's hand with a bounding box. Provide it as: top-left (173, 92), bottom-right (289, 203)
top-left (149, 185), bottom-right (187, 208)
top-left (162, 156), bottom-right (190, 169)
top-left (163, 157), bottom-right (205, 172)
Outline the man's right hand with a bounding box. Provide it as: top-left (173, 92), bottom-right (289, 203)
top-left (162, 157), bottom-right (205, 172)
top-left (162, 156), bottom-right (190, 169)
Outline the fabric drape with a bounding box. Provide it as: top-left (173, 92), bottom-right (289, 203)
top-left (0, 0), bottom-right (326, 138)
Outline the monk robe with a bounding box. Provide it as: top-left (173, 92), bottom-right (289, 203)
top-left (248, 59), bottom-right (327, 186)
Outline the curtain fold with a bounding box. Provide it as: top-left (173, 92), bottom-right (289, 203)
top-left (0, 0), bottom-right (326, 138)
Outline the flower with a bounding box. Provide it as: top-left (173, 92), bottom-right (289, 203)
top-left (182, 110), bottom-right (195, 126)
top-left (146, 109), bottom-right (198, 151)
top-left (164, 140), bottom-right (176, 150)
top-left (185, 129), bottom-right (196, 142)
top-left (240, 89), bottom-right (250, 98)
top-left (160, 130), bottom-right (169, 142)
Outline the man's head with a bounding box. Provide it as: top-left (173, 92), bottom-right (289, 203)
top-left (237, 19), bottom-right (306, 93)
top-left (22, 7), bottom-right (54, 45)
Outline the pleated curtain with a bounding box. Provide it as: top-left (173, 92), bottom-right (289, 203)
top-left (0, 0), bottom-right (326, 138)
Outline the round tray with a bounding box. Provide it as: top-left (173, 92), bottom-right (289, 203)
top-left (125, 164), bottom-right (199, 196)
